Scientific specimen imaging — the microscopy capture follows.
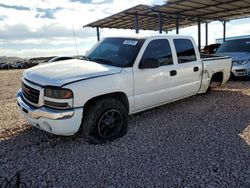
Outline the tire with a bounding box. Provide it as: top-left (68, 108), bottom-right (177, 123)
top-left (81, 97), bottom-right (128, 144)
top-left (207, 81), bottom-right (222, 93)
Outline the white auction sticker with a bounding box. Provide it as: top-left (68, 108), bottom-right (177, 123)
top-left (123, 40), bottom-right (138, 45)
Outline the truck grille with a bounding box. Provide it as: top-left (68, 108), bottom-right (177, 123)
top-left (22, 82), bottom-right (40, 104)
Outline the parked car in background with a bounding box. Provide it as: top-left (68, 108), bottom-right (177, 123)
top-left (216, 38), bottom-right (250, 78)
top-left (17, 35), bottom-right (232, 144)
top-left (0, 63), bottom-right (11, 69)
top-left (0, 63), bottom-right (5, 69)
top-left (12, 62), bottom-right (24, 69)
top-left (45, 56), bottom-right (89, 64)
top-left (202, 43), bottom-right (221, 54)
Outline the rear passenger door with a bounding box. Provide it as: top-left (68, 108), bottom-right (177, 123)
top-left (173, 39), bottom-right (202, 97)
top-left (133, 39), bottom-right (179, 111)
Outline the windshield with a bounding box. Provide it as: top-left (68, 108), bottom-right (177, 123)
top-left (87, 37), bottom-right (144, 67)
top-left (216, 38), bottom-right (250, 53)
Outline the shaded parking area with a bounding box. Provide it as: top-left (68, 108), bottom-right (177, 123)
top-left (0, 70), bottom-right (250, 187)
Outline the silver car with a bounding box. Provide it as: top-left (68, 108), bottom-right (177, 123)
top-left (216, 38), bottom-right (250, 77)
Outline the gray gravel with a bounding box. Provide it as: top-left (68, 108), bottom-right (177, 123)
top-left (0, 70), bottom-right (250, 187)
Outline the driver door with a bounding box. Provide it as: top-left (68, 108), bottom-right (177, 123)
top-left (133, 38), bottom-right (179, 112)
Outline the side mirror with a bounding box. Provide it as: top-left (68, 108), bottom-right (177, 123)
top-left (139, 58), bottom-right (160, 69)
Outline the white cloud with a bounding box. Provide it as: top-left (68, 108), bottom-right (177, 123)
top-left (0, 0), bottom-right (250, 57)
top-left (0, 47), bottom-right (78, 58)
top-left (1, 0), bottom-right (163, 57)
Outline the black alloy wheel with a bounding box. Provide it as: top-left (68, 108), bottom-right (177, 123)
top-left (81, 97), bottom-right (128, 144)
top-left (97, 109), bottom-right (122, 139)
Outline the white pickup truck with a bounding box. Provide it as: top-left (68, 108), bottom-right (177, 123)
top-left (17, 35), bottom-right (232, 143)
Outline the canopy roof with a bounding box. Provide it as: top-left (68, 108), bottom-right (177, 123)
top-left (84, 0), bottom-right (250, 31)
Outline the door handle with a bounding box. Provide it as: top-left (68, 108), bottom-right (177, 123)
top-left (170, 70), bottom-right (177, 76)
top-left (193, 66), bottom-right (199, 72)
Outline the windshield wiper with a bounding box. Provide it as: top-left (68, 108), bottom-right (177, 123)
top-left (92, 58), bottom-right (114, 66)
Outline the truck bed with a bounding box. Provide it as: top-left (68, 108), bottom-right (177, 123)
top-left (200, 53), bottom-right (231, 61)
top-left (198, 54), bottom-right (232, 93)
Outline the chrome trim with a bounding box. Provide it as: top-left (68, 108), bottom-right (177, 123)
top-left (22, 78), bottom-right (44, 107)
top-left (17, 90), bottom-right (74, 120)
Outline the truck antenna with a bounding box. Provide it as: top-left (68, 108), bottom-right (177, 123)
top-left (72, 25), bottom-right (79, 56)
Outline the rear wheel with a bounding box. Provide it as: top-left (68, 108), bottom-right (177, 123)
top-left (206, 81), bottom-right (221, 93)
top-left (206, 72), bottom-right (223, 93)
top-left (81, 97), bottom-right (128, 144)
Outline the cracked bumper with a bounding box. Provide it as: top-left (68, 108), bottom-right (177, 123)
top-left (16, 90), bottom-right (83, 135)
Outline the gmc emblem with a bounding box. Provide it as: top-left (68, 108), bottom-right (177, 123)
top-left (22, 85), bottom-right (30, 95)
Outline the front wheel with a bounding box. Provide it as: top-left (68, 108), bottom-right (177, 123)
top-left (81, 97), bottom-right (128, 144)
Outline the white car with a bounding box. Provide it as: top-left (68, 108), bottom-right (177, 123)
top-left (216, 38), bottom-right (250, 78)
top-left (17, 35), bottom-right (232, 143)
top-left (12, 62), bottom-right (24, 69)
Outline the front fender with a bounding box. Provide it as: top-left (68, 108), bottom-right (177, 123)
top-left (65, 68), bottom-right (134, 112)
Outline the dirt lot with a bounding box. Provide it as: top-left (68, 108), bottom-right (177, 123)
top-left (0, 69), bottom-right (250, 187)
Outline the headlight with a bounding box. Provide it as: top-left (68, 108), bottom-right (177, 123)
top-left (44, 87), bottom-right (73, 109)
top-left (236, 60), bottom-right (248, 65)
top-left (44, 88), bottom-right (73, 99)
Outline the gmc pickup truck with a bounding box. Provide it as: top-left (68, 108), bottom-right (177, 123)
top-left (17, 35), bottom-right (232, 143)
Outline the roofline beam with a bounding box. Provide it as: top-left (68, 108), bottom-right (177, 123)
top-left (104, 16), bottom-right (157, 30)
top-left (195, 5), bottom-right (250, 18)
top-left (177, 0), bottom-right (239, 14)
top-left (114, 17), bottom-right (156, 28)
top-left (124, 12), bottom-right (178, 21)
top-left (159, 2), bottom-right (207, 15)
top-left (150, 9), bottom-right (210, 22)
top-left (162, 0), bottom-right (188, 6)
top-left (207, 12), bottom-right (250, 22)
top-left (82, 2), bottom-right (250, 32)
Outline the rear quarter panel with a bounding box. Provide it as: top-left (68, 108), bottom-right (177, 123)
top-left (199, 57), bottom-right (232, 93)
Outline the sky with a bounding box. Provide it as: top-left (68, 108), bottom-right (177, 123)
top-left (0, 0), bottom-right (250, 58)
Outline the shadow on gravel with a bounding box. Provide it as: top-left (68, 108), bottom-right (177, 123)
top-left (0, 89), bottom-right (250, 187)
top-left (230, 76), bottom-right (250, 81)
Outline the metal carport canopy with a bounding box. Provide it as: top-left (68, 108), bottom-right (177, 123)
top-left (83, 0), bottom-right (250, 49)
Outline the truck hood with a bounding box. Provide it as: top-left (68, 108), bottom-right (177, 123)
top-left (23, 59), bottom-right (122, 86)
top-left (216, 52), bottom-right (250, 61)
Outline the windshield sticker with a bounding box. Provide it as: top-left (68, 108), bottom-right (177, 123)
top-left (123, 40), bottom-right (138, 45)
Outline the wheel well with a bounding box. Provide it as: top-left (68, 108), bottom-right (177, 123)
top-left (83, 92), bottom-right (129, 111)
top-left (211, 72), bottom-right (223, 84)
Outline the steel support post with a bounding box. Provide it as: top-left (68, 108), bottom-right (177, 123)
top-left (223, 21), bottom-right (226, 42)
top-left (198, 17), bottom-right (201, 51)
top-left (205, 22), bottom-right (208, 46)
top-left (96, 27), bottom-right (100, 41)
top-left (134, 15), bottom-right (139, 34)
top-left (158, 13), bottom-right (163, 34)
top-left (176, 16), bottom-right (179, 34)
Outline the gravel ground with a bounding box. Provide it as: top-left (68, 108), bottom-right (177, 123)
top-left (0, 69), bottom-right (250, 187)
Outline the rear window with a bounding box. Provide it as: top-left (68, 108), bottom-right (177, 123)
top-left (216, 38), bottom-right (250, 53)
top-left (174, 39), bottom-right (197, 63)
